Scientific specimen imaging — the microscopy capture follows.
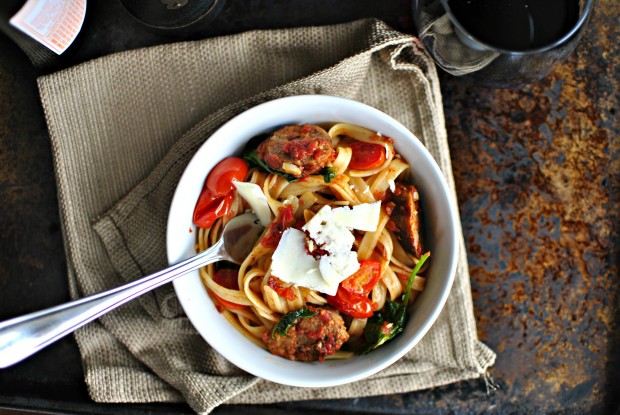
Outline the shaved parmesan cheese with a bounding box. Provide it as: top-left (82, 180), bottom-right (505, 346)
top-left (233, 181), bottom-right (271, 226)
top-left (271, 228), bottom-right (337, 295)
top-left (303, 205), bottom-right (355, 256)
top-left (331, 202), bottom-right (381, 232)
top-left (319, 251), bottom-right (359, 286)
top-left (270, 202), bottom-right (382, 296)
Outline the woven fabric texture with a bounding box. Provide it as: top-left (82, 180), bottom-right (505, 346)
top-left (37, 19), bottom-right (495, 414)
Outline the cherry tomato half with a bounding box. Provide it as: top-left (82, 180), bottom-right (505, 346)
top-left (193, 191), bottom-right (234, 229)
top-left (341, 259), bottom-right (381, 296)
top-left (348, 142), bottom-right (386, 170)
top-left (326, 288), bottom-right (375, 319)
top-left (193, 157), bottom-right (248, 229)
top-left (206, 157), bottom-right (248, 197)
top-left (210, 268), bottom-right (246, 310)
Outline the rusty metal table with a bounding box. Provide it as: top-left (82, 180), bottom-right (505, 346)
top-left (0, 1), bottom-right (618, 414)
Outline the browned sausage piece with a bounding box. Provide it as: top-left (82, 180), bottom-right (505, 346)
top-left (385, 182), bottom-right (423, 258)
top-left (257, 124), bottom-right (336, 179)
top-left (263, 307), bottom-right (349, 362)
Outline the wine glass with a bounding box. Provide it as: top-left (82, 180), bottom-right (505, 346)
top-left (120, 0), bottom-right (226, 36)
top-left (412, 0), bottom-right (595, 88)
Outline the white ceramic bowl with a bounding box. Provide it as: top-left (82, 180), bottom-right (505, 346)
top-left (167, 95), bottom-right (458, 387)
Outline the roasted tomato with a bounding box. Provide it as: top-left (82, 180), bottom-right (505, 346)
top-left (348, 142), bottom-right (386, 170)
top-left (193, 157), bottom-right (248, 229)
top-left (340, 259), bottom-right (381, 296)
top-left (326, 287), bottom-right (375, 319)
top-left (206, 157), bottom-right (249, 196)
top-left (193, 192), bottom-right (235, 230)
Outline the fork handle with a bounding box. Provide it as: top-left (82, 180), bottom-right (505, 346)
top-left (0, 238), bottom-right (226, 369)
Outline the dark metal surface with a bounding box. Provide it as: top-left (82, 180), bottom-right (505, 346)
top-left (0, 0), bottom-right (618, 414)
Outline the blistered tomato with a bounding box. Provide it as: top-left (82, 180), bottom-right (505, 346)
top-left (348, 142), bottom-right (386, 170)
top-left (327, 288), bottom-right (375, 319)
top-left (193, 157), bottom-right (248, 229)
top-left (341, 259), bottom-right (381, 296)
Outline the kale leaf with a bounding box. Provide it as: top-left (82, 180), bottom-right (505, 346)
top-left (357, 252), bottom-right (430, 354)
top-left (242, 148), bottom-right (298, 182)
top-left (320, 166), bottom-right (337, 183)
top-left (271, 307), bottom-right (318, 339)
top-left (241, 134), bottom-right (297, 181)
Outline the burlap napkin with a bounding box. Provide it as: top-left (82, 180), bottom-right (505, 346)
top-left (37, 19), bottom-right (495, 414)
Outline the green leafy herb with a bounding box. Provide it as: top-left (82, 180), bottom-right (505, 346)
top-left (357, 252), bottom-right (430, 354)
top-left (320, 166), bottom-right (336, 183)
top-left (271, 307), bottom-right (318, 339)
top-left (241, 135), bottom-right (297, 181)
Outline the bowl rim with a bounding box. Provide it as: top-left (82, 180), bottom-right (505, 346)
top-left (167, 95), bottom-right (459, 387)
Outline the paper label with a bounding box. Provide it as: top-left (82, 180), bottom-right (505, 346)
top-left (10, 0), bottom-right (87, 55)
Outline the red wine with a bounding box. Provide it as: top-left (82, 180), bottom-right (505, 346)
top-left (447, 0), bottom-right (580, 51)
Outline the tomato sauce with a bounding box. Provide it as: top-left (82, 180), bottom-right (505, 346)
top-left (260, 205), bottom-right (296, 249)
top-left (267, 276), bottom-right (296, 301)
